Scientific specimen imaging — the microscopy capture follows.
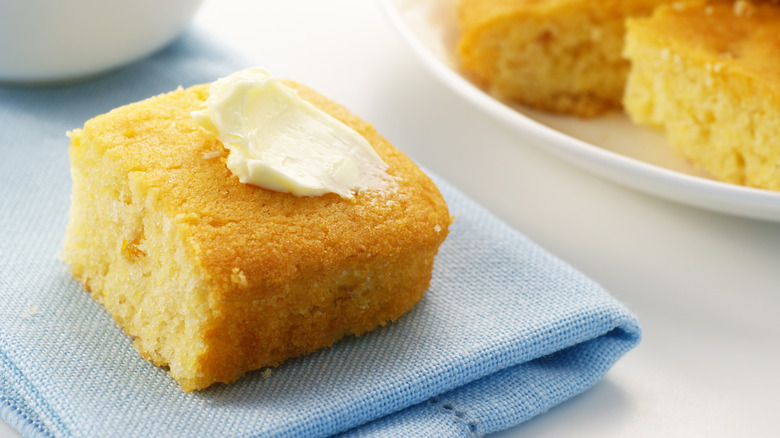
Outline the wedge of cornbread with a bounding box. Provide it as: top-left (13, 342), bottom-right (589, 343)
top-left (623, 0), bottom-right (780, 190)
top-left (63, 81), bottom-right (452, 391)
top-left (457, 0), bottom-right (674, 117)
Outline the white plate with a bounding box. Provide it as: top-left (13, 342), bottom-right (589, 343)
top-left (380, 0), bottom-right (780, 222)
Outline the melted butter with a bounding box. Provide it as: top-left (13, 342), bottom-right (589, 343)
top-left (192, 67), bottom-right (391, 198)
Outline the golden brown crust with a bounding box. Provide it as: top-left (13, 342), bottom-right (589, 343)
top-left (65, 81), bottom-right (452, 391)
top-left (627, 0), bottom-right (780, 96)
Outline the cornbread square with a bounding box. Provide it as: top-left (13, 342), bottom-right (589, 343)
top-left (62, 82), bottom-right (452, 391)
top-left (623, 0), bottom-right (780, 190)
top-left (457, 0), bottom-right (674, 117)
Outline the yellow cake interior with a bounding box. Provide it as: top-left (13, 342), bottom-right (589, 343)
top-left (457, 0), bottom-right (675, 117)
top-left (623, 0), bottom-right (780, 190)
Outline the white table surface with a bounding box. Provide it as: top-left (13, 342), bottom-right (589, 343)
top-left (3, 0), bottom-right (779, 436)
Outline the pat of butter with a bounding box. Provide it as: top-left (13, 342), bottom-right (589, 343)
top-left (192, 67), bottom-right (391, 198)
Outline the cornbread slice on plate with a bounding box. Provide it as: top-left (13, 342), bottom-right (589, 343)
top-left (623, 0), bottom-right (780, 191)
top-left (62, 81), bottom-right (452, 392)
top-left (457, 0), bottom-right (674, 117)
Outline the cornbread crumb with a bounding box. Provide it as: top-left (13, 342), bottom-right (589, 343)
top-left (623, 0), bottom-right (780, 190)
top-left (62, 82), bottom-right (452, 391)
top-left (457, 0), bottom-right (676, 117)
top-left (22, 307), bottom-right (39, 318)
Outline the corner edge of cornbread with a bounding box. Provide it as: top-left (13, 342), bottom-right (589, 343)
top-left (623, 0), bottom-right (780, 190)
top-left (62, 82), bottom-right (452, 391)
top-left (456, 0), bottom-right (674, 117)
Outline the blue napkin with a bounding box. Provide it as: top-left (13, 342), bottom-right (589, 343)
top-left (0, 27), bottom-right (641, 438)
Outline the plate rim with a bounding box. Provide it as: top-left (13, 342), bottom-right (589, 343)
top-left (379, 0), bottom-right (780, 222)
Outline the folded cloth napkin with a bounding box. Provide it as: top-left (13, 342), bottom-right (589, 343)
top-left (0, 27), bottom-right (641, 438)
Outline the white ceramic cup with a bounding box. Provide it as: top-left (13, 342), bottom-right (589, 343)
top-left (0, 0), bottom-right (204, 84)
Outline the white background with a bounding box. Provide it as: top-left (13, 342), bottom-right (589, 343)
top-left (3, 0), bottom-right (779, 436)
